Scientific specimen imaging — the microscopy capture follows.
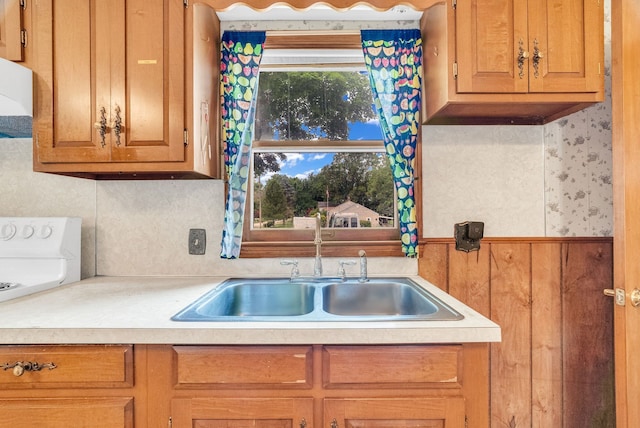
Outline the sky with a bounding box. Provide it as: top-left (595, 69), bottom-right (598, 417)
top-left (263, 119), bottom-right (384, 183)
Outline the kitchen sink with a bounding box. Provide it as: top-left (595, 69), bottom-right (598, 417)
top-left (171, 280), bottom-right (316, 320)
top-left (171, 277), bottom-right (464, 322)
top-left (322, 282), bottom-right (440, 316)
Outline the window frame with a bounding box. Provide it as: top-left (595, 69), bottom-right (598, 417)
top-left (237, 32), bottom-right (423, 258)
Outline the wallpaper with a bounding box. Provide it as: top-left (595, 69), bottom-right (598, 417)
top-left (543, 3), bottom-right (613, 237)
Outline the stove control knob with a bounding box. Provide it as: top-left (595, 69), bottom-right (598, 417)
top-left (21, 225), bottom-right (35, 239)
top-left (37, 225), bottom-right (53, 239)
top-left (0, 223), bottom-right (16, 240)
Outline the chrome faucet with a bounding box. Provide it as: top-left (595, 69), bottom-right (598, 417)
top-left (280, 260), bottom-right (300, 280)
top-left (313, 213), bottom-right (323, 276)
top-left (358, 249), bottom-right (368, 283)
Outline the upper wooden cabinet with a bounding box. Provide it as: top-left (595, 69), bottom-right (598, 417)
top-left (31, 0), bottom-right (219, 179)
top-left (0, 0), bottom-right (25, 61)
top-left (422, 0), bottom-right (604, 124)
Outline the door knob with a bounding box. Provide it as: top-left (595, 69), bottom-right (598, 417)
top-left (631, 289), bottom-right (640, 307)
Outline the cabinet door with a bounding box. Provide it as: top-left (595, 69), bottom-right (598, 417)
top-left (527, 0), bottom-right (603, 93)
top-left (0, 0), bottom-right (23, 61)
top-left (324, 398), bottom-right (465, 428)
top-left (455, 0), bottom-right (529, 93)
top-left (171, 397), bottom-right (313, 428)
top-left (110, 0), bottom-right (185, 163)
top-left (0, 397), bottom-right (133, 428)
top-left (33, 0), bottom-right (185, 164)
top-left (33, 0), bottom-right (111, 163)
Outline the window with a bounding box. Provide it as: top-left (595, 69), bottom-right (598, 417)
top-left (239, 33), bottom-right (416, 258)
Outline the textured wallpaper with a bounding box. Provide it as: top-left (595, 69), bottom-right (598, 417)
top-left (543, 1), bottom-right (613, 237)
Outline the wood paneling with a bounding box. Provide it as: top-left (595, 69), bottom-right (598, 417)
top-left (418, 238), bottom-right (614, 428)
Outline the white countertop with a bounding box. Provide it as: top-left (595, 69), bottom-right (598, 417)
top-left (0, 276), bottom-right (501, 345)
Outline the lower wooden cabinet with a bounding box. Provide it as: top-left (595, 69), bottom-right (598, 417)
top-left (0, 345), bottom-right (138, 428)
top-left (0, 397), bottom-right (134, 428)
top-left (171, 397), bottom-right (313, 428)
top-left (156, 344), bottom-right (486, 428)
top-left (0, 344), bottom-right (488, 428)
top-left (325, 397), bottom-right (466, 428)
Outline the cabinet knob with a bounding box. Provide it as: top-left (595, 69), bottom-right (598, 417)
top-left (94, 106), bottom-right (109, 147)
top-left (532, 39), bottom-right (544, 78)
top-left (112, 105), bottom-right (124, 146)
top-left (517, 39), bottom-right (529, 79)
top-left (2, 361), bottom-right (57, 377)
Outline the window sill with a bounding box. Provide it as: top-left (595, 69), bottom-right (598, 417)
top-left (239, 240), bottom-right (406, 258)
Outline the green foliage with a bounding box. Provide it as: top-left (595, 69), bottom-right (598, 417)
top-left (252, 71), bottom-right (395, 224)
top-left (262, 177), bottom-right (288, 221)
top-left (255, 71), bottom-right (376, 141)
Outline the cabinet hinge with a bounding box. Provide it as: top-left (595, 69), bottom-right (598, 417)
top-left (452, 0), bottom-right (457, 9)
top-left (184, 129), bottom-right (189, 146)
top-left (452, 62), bottom-right (458, 79)
top-left (183, 0), bottom-right (188, 8)
top-left (20, 29), bottom-right (27, 48)
top-left (20, 0), bottom-right (26, 10)
top-left (168, 416), bottom-right (172, 428)
top-left (465, 415), bottom-right (468, 428)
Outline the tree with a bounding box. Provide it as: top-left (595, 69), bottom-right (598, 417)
top-left (262, 178), bottom-right (287, 223)
top-left (254, 71), bottom-right (376, 141)
top-left (367, 161), bottom-right (394, 217)
top-left (253, 153), bottom-right (286, 178)
top-left (318, 153), bottom-right (380, 206)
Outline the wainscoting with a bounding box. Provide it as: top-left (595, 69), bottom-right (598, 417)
top-left (418, 238), bottom-right (614, 428)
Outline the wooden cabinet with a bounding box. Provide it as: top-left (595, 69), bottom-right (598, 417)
top-left (0, 345), bottom-right (136, 428)
top-left (172, 397), bottom-right (313, 428)
top-left (0, 344), bottom-right (489, 427)
top-left (155, 344), bottom-right (486, 428)
top-left (31, 0), bottom-right (220, 179)
top-left (422, 0), bottom-right (604, 124)
top-left (325, 398), bottom-right (465, 428)
top-left (0, 0), bottom-right (25, 61)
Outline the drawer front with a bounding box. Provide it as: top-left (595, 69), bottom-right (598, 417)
top-left (323, 345), bottom-right (462, 388)
top-left (0, 345), bottom-right (134, 389)
top-left (173, 346), bottom-right (313, 389)
top-left (0, 397), bottom-right (134, 428)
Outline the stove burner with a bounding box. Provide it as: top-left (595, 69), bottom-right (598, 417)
top-left (0, 282), bottom-right (20, 291)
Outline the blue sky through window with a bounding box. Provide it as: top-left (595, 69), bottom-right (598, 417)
top-left (272, 119), bottom-right (383, 181)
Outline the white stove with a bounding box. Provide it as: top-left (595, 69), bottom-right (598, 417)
top-left (0, 217), bottom-right (81, 302)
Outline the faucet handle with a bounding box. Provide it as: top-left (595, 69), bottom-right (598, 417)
top-left (338, 260), bottom-right (356, 280)
top-left (280, 260), bottom-right (300, 279)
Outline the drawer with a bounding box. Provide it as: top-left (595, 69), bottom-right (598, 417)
top-left (173, 345), bottom-right (313, 389)
top-left (323, 345), bottom-right (462, 388)
top-left (0, 397), bottom-right (134, 428)
top-left (0, 345), bottom-right (134, 389)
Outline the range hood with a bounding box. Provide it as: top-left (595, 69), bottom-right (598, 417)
top-left (0, 57), bottom-right (32, 116)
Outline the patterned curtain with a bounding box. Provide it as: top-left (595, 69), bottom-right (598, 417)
top-left (220, 31), bottom-right (266, 259)
top-left (361, 29), bottom-right (422, 257)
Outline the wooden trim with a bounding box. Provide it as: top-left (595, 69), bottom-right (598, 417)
top-left (240, 240), bottom-right (405, 258)
top-left (420, 236), bottom-right (612, 245)
top-left (204, 0), bottom-right (437, 12)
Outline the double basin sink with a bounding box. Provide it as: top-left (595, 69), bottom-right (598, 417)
top-left (171, 277), bottom-right (464, 322)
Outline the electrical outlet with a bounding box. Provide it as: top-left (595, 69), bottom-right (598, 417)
top-left (189, 229), bottom-right (206, 255)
